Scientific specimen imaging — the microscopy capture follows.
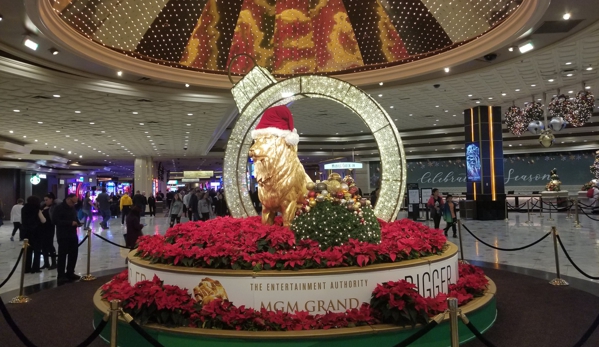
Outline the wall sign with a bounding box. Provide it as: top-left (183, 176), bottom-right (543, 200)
top-left (323, 162), bottom-right (363, 170)
top-left (184, 171), bottom-right (214, 179)
top-left (30, 175), bottom-right (41, 185)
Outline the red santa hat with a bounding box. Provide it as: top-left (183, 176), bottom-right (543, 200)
top-left (251, 105), bottom-right (300, 145)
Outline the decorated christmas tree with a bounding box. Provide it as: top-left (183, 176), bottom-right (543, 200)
top-left (591, 150), bottom-right (599, 180)
top-left (291, 174), bottom-right (380, 249)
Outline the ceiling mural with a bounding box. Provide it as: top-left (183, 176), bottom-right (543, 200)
top-left (50, 0), bottom-right (522, 76)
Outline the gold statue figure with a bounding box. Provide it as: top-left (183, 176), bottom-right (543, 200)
top-left (249, 106), bottom-right (312, 226)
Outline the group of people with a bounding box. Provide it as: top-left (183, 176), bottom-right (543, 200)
top-left (426, 189), bottom-right (458, 238)
top-left (9, 193), bottom-right (83, 284)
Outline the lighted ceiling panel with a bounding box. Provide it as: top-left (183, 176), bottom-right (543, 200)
top-left (50, 0), bottom-right (521, 77)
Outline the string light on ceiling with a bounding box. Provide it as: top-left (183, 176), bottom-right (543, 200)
top-left (52, 0), bottom-right (521, 77)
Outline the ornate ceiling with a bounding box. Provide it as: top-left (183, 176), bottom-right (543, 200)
top-left (50, 0), bottom-right (522, 77)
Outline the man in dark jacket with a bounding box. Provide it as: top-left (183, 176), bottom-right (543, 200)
top-left (132, 190), bottom-right (145, 216)
top-left (188, 189), bottom-right (199, 221)
top-left (52, 193), bottom-right (81, 283)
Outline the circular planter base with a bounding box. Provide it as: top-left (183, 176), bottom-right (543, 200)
top-left (92, 277), bottom-right (496, 347)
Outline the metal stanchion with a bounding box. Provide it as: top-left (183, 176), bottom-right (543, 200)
top-left (457, 220), bottom-right (468, 264)
top-left (525, 200), bottom-right (532, 224)
top-left (109, 300), bottom-right (121, 347)
top-left (548, 200), bottom-right (554, 221)
top-left (9, 239), bottom-right (31, 304)
top-left (574, 197), bottom-right (582, 228)
top-left (549, 227), bottom-right (569, 286)
top-left (538, 197), bottom-right (544, 218)
top-left (81, 229), bottom-right (96, 281)
top-left (448, 297), bottom-right (459, 347)
top-left (565, 198), bottom-right (572, 220)
top-left (504, 200), bottom-right (508, 222)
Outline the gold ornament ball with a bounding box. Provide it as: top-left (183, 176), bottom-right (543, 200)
top-left (306, 182), bottom-right (316, 191)
top-left (309, 200), bottom-right (317, 207)
top-left (327, 180), bottom-right (341, 194)
top-left (539, 132), bottom-right (555, 148)
top-left (329, 173), bottom-right (342, 182)
top-left (353, 202), bottom-right (362, 210)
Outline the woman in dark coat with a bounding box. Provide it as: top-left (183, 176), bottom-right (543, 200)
top-left (125, 206), bottom-right (144, 249)
top-left (21, 196), bottom-right (46, 273)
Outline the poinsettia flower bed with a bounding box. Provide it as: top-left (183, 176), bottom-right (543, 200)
top-left (100, 264), bottom-right (488, 331)
top-left (134, 216), bottom-right (447, 271)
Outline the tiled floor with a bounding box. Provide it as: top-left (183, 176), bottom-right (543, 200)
top-left (1, 208), bottom-right (598, 295)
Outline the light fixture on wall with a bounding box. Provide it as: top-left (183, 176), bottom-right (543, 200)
top-left (49, 48), bottom-right (59, 55)
top-left (23, 35), bottom-right (38, 51)
top-left (518, 40), bottom-right (534, 53)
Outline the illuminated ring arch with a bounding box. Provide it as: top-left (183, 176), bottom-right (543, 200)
top-left (224, 67), bottom-right (406, 222)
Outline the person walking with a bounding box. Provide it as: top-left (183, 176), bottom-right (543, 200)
top-left (215, 191), bottom-right (228, 217)
top-left (81, 192), bottom-right (93, 230)
top-left (443, 194), bottom-right (458, 238)
top-left (140, 192), bottom-right (148, 217)
top-left (10, 198), bottom-right (24, 241)
top-left (182, 190), bottom-right (191, 220)
top-left (168, 193), bottom-right (184, 227)
top-left (21, 196), bottom-right (46, 273)
top-left (120, 192), bottom-right (133, 225)
top-left (189, 189), bottom-right (199, 221)
top-left (132, 190), bottom-right (145, 216)
top-left (96, 188), bottom-right (111, 230)
top-left (41, 193), bottom-right (58, 270)
top-left (426, 189), bottom-right (444, 229)
top-left (52, 193), bottom-right (81, 283)
top-left (147, 194), bottom-right (156, 217)
top-left (125, 206), bottom-right (144, 249)
top-left (198, 192), bottom-right (211, 221)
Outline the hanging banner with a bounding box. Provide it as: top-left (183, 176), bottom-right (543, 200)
top-left (184, 171), bottom-right (214, 179)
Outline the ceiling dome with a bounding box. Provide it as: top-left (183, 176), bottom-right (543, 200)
top-left (51, 0), bottom-right (522, 77)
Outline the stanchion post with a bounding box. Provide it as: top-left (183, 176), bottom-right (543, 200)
top-left (9, 239), bottom-right (31, 304)
top-left (525, 200), bottom-right (532, 224)
top-left (457, 220), bottom-right (468, 264)
top-left (538, 197), bottom-right (543, 218)
top-left (81, 229), bottom-right (96, 281)
top-left (448, 297), bottom-right (459, 347)
top-left (504, 200), bottom-right (508, 222)
top-left (109, 300), bottom-right (120, 347)
top-left (566, 198), bottom-right (572, 220)
top-left (574, 197), bottom-right (582, 228)
top-left (548, 199), bottom-right (554, 222)
top-left (549, 227), bottom-right (569, 286)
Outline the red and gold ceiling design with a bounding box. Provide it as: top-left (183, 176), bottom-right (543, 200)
top-left (50, 0), bottom-right (522, 77)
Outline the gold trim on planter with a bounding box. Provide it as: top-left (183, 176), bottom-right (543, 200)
top-left (93, 276), bottom-right (495, 339)
top-left (128, 243), bottom-right (458, 277)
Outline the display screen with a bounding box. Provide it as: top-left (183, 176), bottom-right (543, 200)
top-left (466, 143), bottom-right (481, 182)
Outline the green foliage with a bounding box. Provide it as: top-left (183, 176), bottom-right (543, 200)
top-left (291, 200), bottom-right (381, 249)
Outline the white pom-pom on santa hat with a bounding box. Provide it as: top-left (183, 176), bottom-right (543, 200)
top-left (251, 105), bottom-right (300, 146)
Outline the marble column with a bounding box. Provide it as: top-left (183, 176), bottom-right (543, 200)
top-left (134, 157), bottom-right (154, 197)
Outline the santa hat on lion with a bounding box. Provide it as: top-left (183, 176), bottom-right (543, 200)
top-left (251, 105), bottom-right (300, 146)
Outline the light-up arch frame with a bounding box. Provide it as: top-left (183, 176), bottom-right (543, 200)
top-left (224, 64), bottom-right (406, 222)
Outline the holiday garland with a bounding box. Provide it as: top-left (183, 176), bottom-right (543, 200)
top-left (523, 101), bottom-right (544, 122)
top-left (568, 91), bottom-right (596, 127)
top-left (100, 264), bottom-right (488, 331)
top-left (548, 94), bottom-right (574, 120)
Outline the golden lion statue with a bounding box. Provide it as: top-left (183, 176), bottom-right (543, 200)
top-left (249, 106), bottom-right (312, 226)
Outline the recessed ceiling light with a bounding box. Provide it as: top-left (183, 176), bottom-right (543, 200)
top-left (378, 94), bottom-right (382, 97)
top-left (468, 94), bottom-right (472, 97)
top-left (37, 121), bottom-right (43, 124)
top-left (34, 139), bottom-right (37, 142)
top-left (501, 93), bottom-right (507, 96)
top-left (139, 123), bottom-right (144, 125)
top-left (409, 114), bottom-right (413, 116)
top-left (515, 89), bottom-right (520, 91)
top-left (548, 79), bottom-right (554, 82)
top-left (508, 47), bottom-right (514, 52)
top-left (518, 41), bottom-right (534, 53)
top-left (567, 73), bottom-right (573, 77)
top-left (531, 84), bottom-right (536, 87)
top-left (568, 90), bottom-right (573, 93)
top-left (117, 71), bottom-right (123, 76)
top-left (475, 101), bottom-right (481, 104)
top-left (186, 124), bottom-right (191, 126)
top-left (444, 67), bottom-right (450, 73)
top-left (586, 86), bottom-right (591, 89)
top-left (132, 112), bottom-right (138, 114)
top-left (379, 82), bottom-right (383, 86)
top-left (49, 48), bottom-right (59, 55)
top-left (390, 106), bottom-right (394, 109)
top-left (65, 135), bottom-right (70, 137)
top-left (53, 94), bottom-right (60, 98)
top-left (433, 124), bottom-right (437, 126)
top-left (185, 83), bottom-right (190, 87)
top-left (56, 130), bottom-right (60, 133)
top-left (453, 114), bottom-right (456, 117)
top-left (435, 105), bottom-right (439, 107)
top-left (563, 13), bottom-right (571, 20)
top-left (23, 36), bottom-right (38, 51)
top-left (8, 130), bottom-right (13, 133)
top-left (488, 97), bottom-right (493, 100)
top-left (13, 110), bottom-right (20, 112)
top-left (188, 113), bottom-right (193, 116)
top-left (587, 67), bottom-right (593, 71)
top-left (79, 155), bottom-right (82, 158)
top-left (75, 111), bottom-right (81, 113)
top-left (89, 122), bottom-right (94, 125)
top-left (509, 144), bottom-right (512, 147)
